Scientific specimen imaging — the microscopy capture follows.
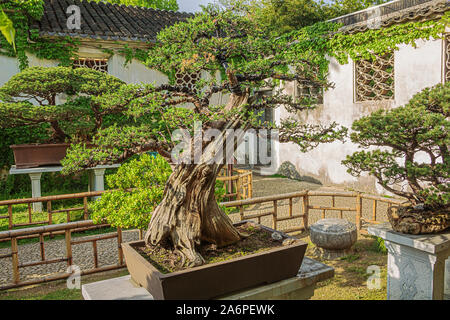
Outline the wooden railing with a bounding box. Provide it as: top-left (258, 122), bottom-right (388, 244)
top-left (221, 190), bottom-right (407, 234)
top-left (0, 191), bottom-right (108, 237)
top-left (217, 168), bottom-right (253, 201)
top-left (0, 169), bottom-right (253, 235)
top-left (0, 220), bottom-right (126, 290)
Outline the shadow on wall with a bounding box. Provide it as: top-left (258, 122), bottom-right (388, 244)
top-left (298, 175), bottom-right (323, 185)
top-left (277, 162), bottom-right (323, 185)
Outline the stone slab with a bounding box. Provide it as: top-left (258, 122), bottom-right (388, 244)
top-left (368, 223), bottom-right (450, 254)
top-left (82, 257), bottom-right (334, 300)
top-left (82, 275), bottom-right (153, 300)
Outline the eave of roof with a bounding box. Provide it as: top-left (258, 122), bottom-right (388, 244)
top-left (32, 0), bottom-right (194, 43)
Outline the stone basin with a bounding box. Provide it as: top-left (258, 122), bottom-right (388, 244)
top-left (310, 219), bottom-right (357, 259)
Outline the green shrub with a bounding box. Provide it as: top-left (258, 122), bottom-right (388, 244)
top-left (89, 154), bottom-right (234, 230)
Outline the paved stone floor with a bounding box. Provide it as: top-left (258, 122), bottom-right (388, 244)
top-left (0, 174), bottom-right (396, 286)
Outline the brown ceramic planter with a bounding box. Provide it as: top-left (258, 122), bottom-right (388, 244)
top-left (10, 143), bottom-right (71, 169)
top-left (122, 221), bottom-right (307, 300)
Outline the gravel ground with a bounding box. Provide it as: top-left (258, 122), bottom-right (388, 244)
top-left (0, 174), bottom-right (397, 286)
top-left (0, 230), bottom-right (140, 286)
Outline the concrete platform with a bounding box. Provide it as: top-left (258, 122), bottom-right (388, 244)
top-left (82, 257), bottom-right (334, 300)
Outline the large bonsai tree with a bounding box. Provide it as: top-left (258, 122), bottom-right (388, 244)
top-left (62, 3), bottom-right (346, 266)
top-left (0, 66), bottom-right (125, 143)
top-left (343, 83), bottom-right (449, 234)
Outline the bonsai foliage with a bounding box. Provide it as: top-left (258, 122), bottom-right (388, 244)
top-left (343, 83), bottom-right (450, 210)
top-left (0, 66), bottom-right (125, 143)
top-left (63, 2), bottom-right (346, 267)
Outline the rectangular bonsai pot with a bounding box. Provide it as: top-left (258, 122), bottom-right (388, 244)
top-left (10, 144), bottom-right (70, 169)
top-left (122, 221), bottom-right (307, 300)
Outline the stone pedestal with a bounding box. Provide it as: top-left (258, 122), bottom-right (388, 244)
top-left (82, 257), bottom-right (334, 300)
top-left (9, 164), bottom-right (120, 211)
top-left (310, 219), bottom-right (357, 259)
top-left (368, 223), bottom-right (450, 300)
top-left (29, 173), bottom-right (43, 212)
top-left (88, 168), bottom-right (107, 200)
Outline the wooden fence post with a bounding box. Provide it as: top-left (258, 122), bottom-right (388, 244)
top-left (83, 197), bottom-right (89, 220)
top-left (273, 200), bottom-right (278, 230)
top-left (302, 193), bottom-right (309, 230)
top-left (8, 204), bottom-right (12, 230)
top-left (39, 233), bottom-right (45, 261)
top-left (236, 177), bottom-right (242, 201)
top-left (248, 172), bottom-right (253, 199)
top-left (117, 228), bottom-right (123, 266)
top-left (356, 193), bottom-right (362, 230)
top-left (372, 200), bottom-right (377, 223)
top-left (47, 201), bottom-right (52, 225)
top-left (27, 203), bottom-right (32, 224)
top-left (289, 198), bottom-right (293, 218)
top-left (92, 241), bottom-right (98, 269)
top-left (11, 237), bottom-right (20, 284)
top-left (65, 229), bottom-right (72, 267)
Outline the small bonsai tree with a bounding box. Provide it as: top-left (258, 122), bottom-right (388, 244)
top-left (343, 83), bottom-right (449, 234)
top-left (0, 66), bottom-right (125, 143)
top-left (62, 3), bottom-right (346, 267)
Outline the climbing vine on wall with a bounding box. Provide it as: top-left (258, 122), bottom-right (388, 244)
top-left (328, 11), bottom-right (450, 64)
top-left (0, 0), bottom-right (79, 70)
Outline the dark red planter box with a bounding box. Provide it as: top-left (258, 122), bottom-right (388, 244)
top-left (10, 144), bottom-right (70, 169)
top-left (122, 221), bottom-right (307, 300)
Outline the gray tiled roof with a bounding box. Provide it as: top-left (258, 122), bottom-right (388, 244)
top-left (329, 0), bottom-right (449, 33)
top-left (32, 0), bottom-right (194, 42)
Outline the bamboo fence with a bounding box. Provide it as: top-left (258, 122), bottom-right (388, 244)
top-left (0, 190), bottom-right (109, 239)
top-left (221, 190), bottom-right (407, 234)
top-left (0, 220), bottom-right (126, 290)
top-left (0, 188), bottom-right (406, 291)
top-left (217, 168), bottom-right (253, 201)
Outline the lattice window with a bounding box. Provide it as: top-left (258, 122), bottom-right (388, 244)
top-left (175, 71), bottom-right (201, 91)
top-left (73, 58), bottom-right (109, 73)
top-left (296, 82), bottom-right (323, 105)
top-left (445, 34), bottom-right (450, 83)
top-left (355, 53), bottom-right (395, 102)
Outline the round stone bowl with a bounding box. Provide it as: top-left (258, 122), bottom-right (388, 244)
top-left (310, 219), bottom-right (357, 251)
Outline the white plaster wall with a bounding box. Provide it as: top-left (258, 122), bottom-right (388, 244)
top-left (276, 38), bottom-right (444, 193)
top-left (0, 55), bottom-right (20, 86)
top-left (108, 55), bottom-right (168, 85)
top-left (394, 38), bottom-right (443, 106)
top-left (27, 53), bottom-right (59, 68)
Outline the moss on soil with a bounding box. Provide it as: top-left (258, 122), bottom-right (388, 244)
top-left (137, 222), bottom-right (286, 274)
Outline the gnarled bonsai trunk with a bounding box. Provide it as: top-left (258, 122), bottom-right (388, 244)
top-left (144, 162), bottom-right (243, 267)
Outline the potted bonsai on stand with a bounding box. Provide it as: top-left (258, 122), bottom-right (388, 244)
top-left (0, 66), bottom-right (125, 168)
top-left (343, 82), bottom-right (449, 235)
